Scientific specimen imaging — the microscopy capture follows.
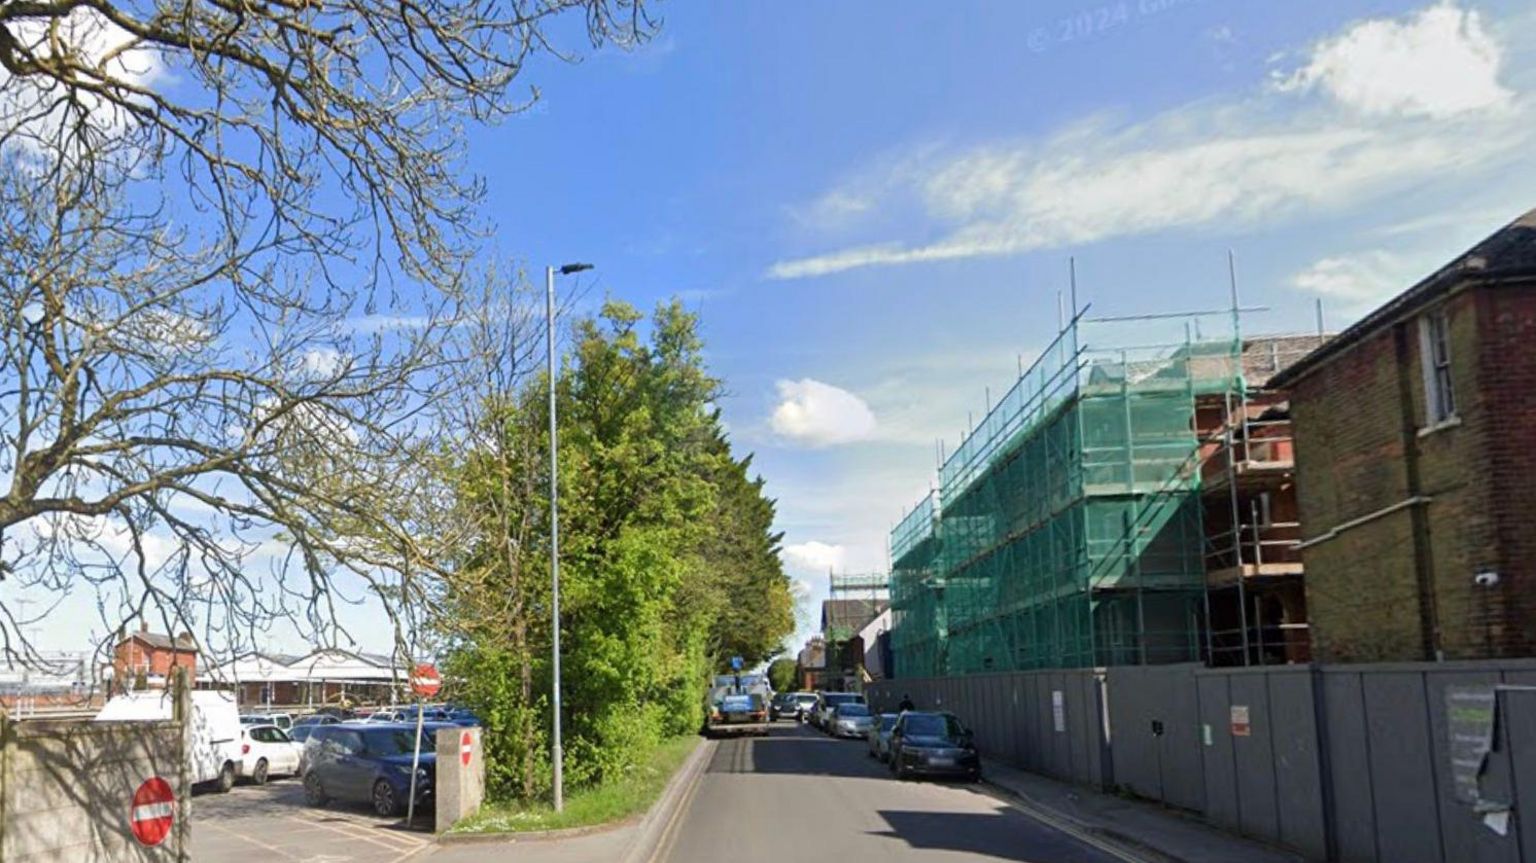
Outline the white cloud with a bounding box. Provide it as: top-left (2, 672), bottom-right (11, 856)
top-left (299, 348), bottom-right (344, 377)
top-left (1273, 2), bottom-right (1511, 118)
top-left (0, 9), bottom-right (163, 160)
top-left (1290, 251), bottom-right (1418, 305)
top-left (767, 3), bottom-right (1529, 280)
top-left (770, 378), bottom-right (877, 446)
top-left (781, 541), bottom-right (847, 574)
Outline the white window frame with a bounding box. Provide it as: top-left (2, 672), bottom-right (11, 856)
top-left (1418, 308), bottom-right (1457, 427)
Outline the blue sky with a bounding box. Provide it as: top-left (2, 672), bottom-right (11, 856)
top-left (470, 0), bottom-right (1536, 652)
top-left (18, 0), bottom-right (1536, 656)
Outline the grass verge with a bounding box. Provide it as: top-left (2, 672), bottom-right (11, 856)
top-left (448, 734), bottom-right (700, 834)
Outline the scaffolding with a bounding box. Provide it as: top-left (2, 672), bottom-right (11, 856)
top-left (889, 300), bottom-right (1254, 675)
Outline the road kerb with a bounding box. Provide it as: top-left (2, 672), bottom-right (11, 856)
top-left (622, 735), bottom-right (715, 863)
top-left (977, 778), bottom-right (1172, 863)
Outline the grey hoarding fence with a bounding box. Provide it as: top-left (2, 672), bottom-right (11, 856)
top-left (875, 658), bottom-right (1536, 863)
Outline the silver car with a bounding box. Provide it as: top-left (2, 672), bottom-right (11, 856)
top-left (867, 713), bottom-right (899, 761)
top-left (830, 703), bottom-right (876, 739)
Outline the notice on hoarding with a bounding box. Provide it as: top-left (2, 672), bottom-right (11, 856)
top-left (1446, 685), bottom-right (1497, 805)
top-left (1230, 705), bottom-right (1251, 737)
top-left (1051, 690), bottom-right (1065, 733)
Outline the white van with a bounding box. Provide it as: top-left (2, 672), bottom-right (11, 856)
top-left (95, 689), bottom-right (244, 792)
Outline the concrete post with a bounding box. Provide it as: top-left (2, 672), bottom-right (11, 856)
top-left (434, 726), bottom-right (484, 832)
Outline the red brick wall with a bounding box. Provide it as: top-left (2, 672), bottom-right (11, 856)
top-left (113, 636), bottom-right (197, 686)
top-left (1473, 282), bottom-right (1536, 656)
top-left (1291, 280), bottom-right (1536, 661)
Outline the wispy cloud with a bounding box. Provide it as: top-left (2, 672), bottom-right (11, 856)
top-left (767, 2), bottom-right (1531, 280)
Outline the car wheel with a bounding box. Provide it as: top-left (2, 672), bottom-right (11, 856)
top-left (216, 761), bottom-right (236, 793)
top-left (372, 779), bottom-right (400, 817)
top-left (252, 759), bottom-right (269, 786)
top-left (303, 773), bottom-right (329, 806)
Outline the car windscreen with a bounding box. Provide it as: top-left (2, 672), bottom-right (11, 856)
top-left (836, 704), bottom-right (870, 716)
top-left (825, 693), bottom-right (862, 706)
top-left (795, 694), bottom-right (817, 704)
top-left (902, 714), bottom-right (963, 738)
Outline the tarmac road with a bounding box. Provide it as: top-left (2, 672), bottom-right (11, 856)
top-left (657, 722), bottom-right (1135, 863)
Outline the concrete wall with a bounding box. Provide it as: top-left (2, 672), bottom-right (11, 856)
top-left (434, 726), bottom-right (483, 832)
top-left (1, 716), bottom-right (189, 862)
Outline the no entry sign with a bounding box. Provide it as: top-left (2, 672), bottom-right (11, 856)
top-left (130, 777), bottom-right (175, 847)
top-left (410, 663), bottom-right (442, 698)
top-left (460, 730), bottom-right (473, 767)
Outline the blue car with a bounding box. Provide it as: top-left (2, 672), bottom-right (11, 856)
top-left (302, 722), bottom-right (450, 817)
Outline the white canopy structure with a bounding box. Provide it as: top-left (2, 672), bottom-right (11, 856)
top-left (198, 648), bottom-right (409, 708)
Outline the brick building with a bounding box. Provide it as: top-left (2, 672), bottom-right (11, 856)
top-left (1199, 336), bottom-right (1320, 666)
top-left (1272, 209), bottom-right (1536, 662)
top-left (112, 624), bottom-right (198, 690)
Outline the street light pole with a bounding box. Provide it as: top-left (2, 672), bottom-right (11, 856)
top-left (546, 262), bottom-right (591, 814)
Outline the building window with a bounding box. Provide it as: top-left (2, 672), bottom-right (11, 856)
top-left (1419, 309), bottom-right (1456, 425)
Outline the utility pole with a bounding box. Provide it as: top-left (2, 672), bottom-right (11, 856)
top-left (546, 262), bottom-right (591, 813)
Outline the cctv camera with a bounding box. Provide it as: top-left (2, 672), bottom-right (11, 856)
top-left (1474, 571), bottom-right (1500, 588)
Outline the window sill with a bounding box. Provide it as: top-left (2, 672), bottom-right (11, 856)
top-left (1418, 415), bottom-right (1462, 438)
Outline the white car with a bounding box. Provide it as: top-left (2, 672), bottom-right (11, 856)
top-left (240, 723), bottom-right (302, 784)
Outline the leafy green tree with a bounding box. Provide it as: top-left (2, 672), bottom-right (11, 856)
top-left (767, 658), bottom-right (798, 693)
top-left (438, 298), bottom-right (794, 800)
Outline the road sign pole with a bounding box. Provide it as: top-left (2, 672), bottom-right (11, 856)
top-left (407, 697), bottom-right (425, 827)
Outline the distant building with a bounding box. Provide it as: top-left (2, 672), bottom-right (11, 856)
top-left (856, 607), bottom-right (893, 680)
top-left (820, 598), bottom-right (889, 690)
top-left (796, 635), bottom-right (828, 691)
top-left (199, 648), bottom-right (408, 707)
top-left (1273, 208), bottom-right (1536, 662)
top-left (112, 623), bottom-right (197, 691)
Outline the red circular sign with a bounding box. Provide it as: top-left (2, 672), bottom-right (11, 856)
top-left (460, 730), bottom-right (473, 767)
top-left (130, 777), bottom-right (175, 847)
top-left (410, 663), bottom-right (442, 698)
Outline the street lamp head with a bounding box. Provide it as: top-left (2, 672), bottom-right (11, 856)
top-left (558, 263), bottom-right (594, 276)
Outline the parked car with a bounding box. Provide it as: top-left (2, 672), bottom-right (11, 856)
top-left (240, 723), bottom-right (302, 784)
top-left (792, 692), bottom-right (818, 722)
top-left (240, 712), bottom-right (294, 731)
top-left (888, 711), bottom-right (980, 782)
top-left (829, 702), bottom-right (876, 739)
top-left (770, 692), bottom-right (800, 721)
top-left (445, 708), bottom-right (481, 727)
top-left (867, 713), bottom-right (899, 761)
top-left (96, 689), bottom-right (244, 792)
top-left (813, 692), bottom-right (865, 730)
top-left (293, 713), bottom-right (341, 728)
top-left (302, 722), bottom-right (449, 817)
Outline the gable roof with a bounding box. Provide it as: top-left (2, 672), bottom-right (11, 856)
top-left (1272, 208), bottom-right (1536, 387)
top-left (123, 631), bottom-right (197, 652)
top-left (821, 599), bottom-right (890, 639)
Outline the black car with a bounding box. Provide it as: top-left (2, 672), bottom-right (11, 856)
top-left (888, 711), bottom-right (980, 782)
top-left (302, 722), bottom-right (450, 817)
top-left (769, 692), bottom-right (800, 721)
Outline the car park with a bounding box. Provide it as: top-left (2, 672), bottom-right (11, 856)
top-left (302, 722), bottom-right (449, 817)
top-left (239, 723), bottom-right (302, 784)
top-left (888, 711), bottom-right (980, 782)
top-left (867, 712), bottom-right (899, 761)
top-left (812, 691), bottom-right (865, 730)
top-left (829, 702), bottom-right (875, 739)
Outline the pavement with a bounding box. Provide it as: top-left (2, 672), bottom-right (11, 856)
top-left (977, 761), bottom-right (1308, 863)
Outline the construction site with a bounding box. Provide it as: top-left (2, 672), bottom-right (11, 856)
top-left (889, 280), bottom-right (1327, 676)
